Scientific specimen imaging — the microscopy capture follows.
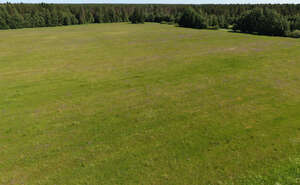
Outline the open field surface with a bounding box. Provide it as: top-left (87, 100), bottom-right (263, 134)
top-left (0, 23), bottom-right (300, 184)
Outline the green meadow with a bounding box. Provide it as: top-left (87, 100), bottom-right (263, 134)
top-left (0, 23), bottom-right (300, 184)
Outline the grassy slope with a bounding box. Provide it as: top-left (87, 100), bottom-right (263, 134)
top-left (0, 23), bottom-right (300, 184)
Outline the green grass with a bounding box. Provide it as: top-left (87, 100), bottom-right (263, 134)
top-left (1, 23), bottom-right (300, 185)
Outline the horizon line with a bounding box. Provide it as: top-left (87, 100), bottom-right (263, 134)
top-left (2, 2), bottom-right (300, 4)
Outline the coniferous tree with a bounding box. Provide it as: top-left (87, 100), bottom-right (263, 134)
top-left (0, 6), bottom-right (9, 29)
top-left (209, 15), bottom-right (218, 28)
top-left (62, 13), bottom-right (72, 25)
top-left (50, 8), bottom-right (59, 26)
top-left (86, 11), bottom-right (94, 23)
top-left (178, 7), bottom-right (207, 29)
top-left (0, 16), bottom-right (9, 29)
top-left (6, 5), bottom-right (24, 29)
top-left (32, 12), bottom-right (45, 27)
top-left (78, 6), bottom-right (86, 24)
top-left (44, 9), bottom-right (51, 26)
top-left (292, 16), bottom-right (300, 30)
top-left (70, 14), bottom-right (78, 25)
top-left (94, 9), bottom-right (104, 23)
top-left (0, 3), bottom-right (299, 37)
top-left (129, 8), bottom-right (145, 24)
top-left (121, 8), bottom-right (129, 22)
top-left (234, 8), bottom-right (290, 36)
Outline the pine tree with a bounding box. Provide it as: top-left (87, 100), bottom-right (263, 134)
top-left (0, 6), bottom-right (9, 29)
top-left (234, 8), bottom-right (290, 36)
top-left (78, 6), bottom-right (86, 24)
top-left (50, 9), bottom-right (59, 26)
top-left (7, 8), bottom-right (24, 29)
top-left (94, 9), bottom-right (104, 23)
top-left (178, 7), bottom-right (207, 29)
top-left (86, 12), bottom-right (94, 23)
top-left (293, 16), bottom-right (300, 30)
top-left (129, 8), bottom-right (145, 24)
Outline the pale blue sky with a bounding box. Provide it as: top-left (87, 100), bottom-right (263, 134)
top-left (3, 0), bottom-right (300, 4)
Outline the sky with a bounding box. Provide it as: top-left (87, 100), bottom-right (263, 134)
top-left (3, 0), bottom-right (300, 4)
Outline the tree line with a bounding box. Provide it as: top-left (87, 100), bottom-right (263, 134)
top-left (174, 6), bottom-right (300, 37)
top-left (0, 3), bottom-right (299, 37)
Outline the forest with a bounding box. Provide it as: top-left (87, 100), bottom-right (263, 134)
top-left (0, 3), bottom-right (300, 37)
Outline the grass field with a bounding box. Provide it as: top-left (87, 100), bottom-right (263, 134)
top-left (1, 23), bottom-right (300, 185)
